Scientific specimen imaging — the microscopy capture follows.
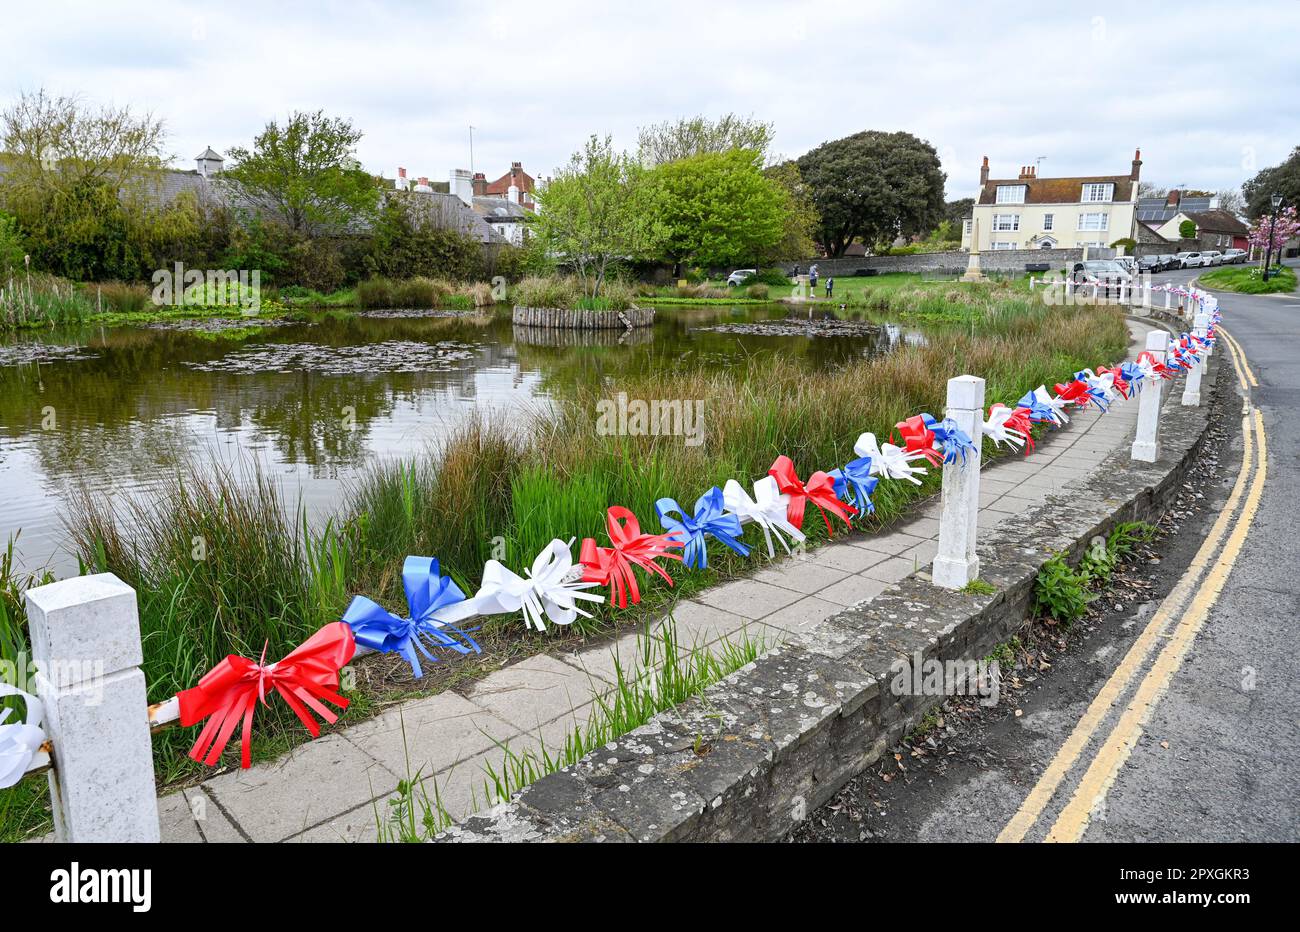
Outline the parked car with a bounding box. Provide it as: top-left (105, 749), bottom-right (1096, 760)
top-left (1112, 256), bottom-right (1139, 277)
top-left (1137, 254), bottom-right (1163, 273)
top-left (1175, 252), bottom-right (1204, 268)
top-left (1071, 260), bottom-right (1131, 296)
top-left (726, 269), bottom-right (757, 286)
top-left (1201, 251), bottom-right (1223, 266)
top-left (1156, 254), bottom-right (1180, 271)
top-left (1222, 248), bottom-right (1248, 264)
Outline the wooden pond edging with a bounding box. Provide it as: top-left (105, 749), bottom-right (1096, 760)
top-left (511, 305), bottom-right (655, 330)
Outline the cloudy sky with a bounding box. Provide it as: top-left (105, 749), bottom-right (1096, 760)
top-left (5, 0), bottom-right (1297, 199)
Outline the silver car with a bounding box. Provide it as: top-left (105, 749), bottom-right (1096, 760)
top-left (1201, 251), bottom-right (1223, 266)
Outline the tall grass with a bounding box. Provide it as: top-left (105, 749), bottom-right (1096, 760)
top-left (0, 271), bottom-right (93, 329)
top-left (355, 276), bottom-right (497, 310)
top-left (513, 275), bottom-right (638, 311)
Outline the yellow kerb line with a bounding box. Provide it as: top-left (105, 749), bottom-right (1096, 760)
top-left (1045, 407), bottom-right (1266, 841)
top-left (996, 334), bottom-right (1257, 843)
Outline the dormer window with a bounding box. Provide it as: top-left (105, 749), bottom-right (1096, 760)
top-left (995, 185), bottom-right (1026, 204)
top-left (1081, 183), bottom-right (1114, 203)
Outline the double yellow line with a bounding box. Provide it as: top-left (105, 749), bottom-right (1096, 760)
top-left (998, 326), bottom-right (1266, 843)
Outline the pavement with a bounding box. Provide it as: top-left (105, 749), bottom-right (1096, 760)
top-left (139, 315), bottom-right (1158, 843)
top-left (796, 262), bottom-right (1300, 843)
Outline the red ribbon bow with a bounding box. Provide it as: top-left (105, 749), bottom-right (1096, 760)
top-left (1137, 350), bottom-right (1172, 380)
top-left (1097, 365), bottom-right (1129, 400)
top-left (178, 622), bottom-right (356, 768)
top-left (768, 455), bottom-right (857, 536)
top-left (893, 416), bottom-right (944, 467)
top-left (1053, 380), bottom-right (1091, 406)
top-left (997, 404), bottom-right (1036, 455)
top-left (580, 506), bottom-right (684, 609)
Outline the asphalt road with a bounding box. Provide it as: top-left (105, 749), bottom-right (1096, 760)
top-left (794, 260), bottom-right (1299, 843)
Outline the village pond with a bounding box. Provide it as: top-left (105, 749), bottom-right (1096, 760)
top-left (0, 302), bottom-right (928, 575)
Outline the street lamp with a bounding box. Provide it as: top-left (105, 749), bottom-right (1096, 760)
top-left (1262, 193), bottom-right (1284, 282)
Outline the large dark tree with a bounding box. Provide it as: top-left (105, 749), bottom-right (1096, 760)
top-left (1243, 146), bottom-right (1300, 219)
top-left (796, 130), bottom-right (946, 257)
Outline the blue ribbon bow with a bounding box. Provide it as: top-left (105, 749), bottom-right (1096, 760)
top-left (1072, 371), bottom-right (1112, 412)
top-left (922, 413), bottom-right (978, 465)
top-left (1119, 361), bottom-right (1146, 394)
top-left (655, 486), bottom-right (750, 570)
top-left (828, 455), bottom-right (878, 517)
top-left (1017, 390), bottom-right (1059, 424)
top-left (342, 556), bottom-right (481, 677)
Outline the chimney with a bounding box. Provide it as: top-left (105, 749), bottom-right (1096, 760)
top-left (507, 184), bottom-right (520, 205)
top-left (1018, 165), bottom-right (1035, 180)
top-left (396, 166), bottom-right (408, 191)
top-left (472, 171), bottom-right (488, 196)
top-left (1131, 147), bottom-right (1142, 181)
top-left (979, 155), bottom-right (989, 186)
top-left (1166, 189), bottom-right (1181, 209)
top-left (451, 168), bottom-right (473, 205)
top-left (414, 176), bottom-right (433, 193)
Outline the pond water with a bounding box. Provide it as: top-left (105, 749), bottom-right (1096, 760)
top-left (0, 303), bottom-right (926, 575)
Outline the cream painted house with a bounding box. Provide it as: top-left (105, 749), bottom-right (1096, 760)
top-left (961, 150), bottom-right (1142, 252)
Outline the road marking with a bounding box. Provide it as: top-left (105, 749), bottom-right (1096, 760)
top-left (1217, 326), bottom-right (1257, 388)
top-left (997, 329), bottom-right (1259, 843)
top-left (1046, 406), bottom-right (1267, 841)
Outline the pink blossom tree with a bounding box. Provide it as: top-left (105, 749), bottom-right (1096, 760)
top-left (1248, 205), bottom-right (1300, 258)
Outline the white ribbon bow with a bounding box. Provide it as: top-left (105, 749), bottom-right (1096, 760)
top-left (1077, 368), bottom-right (1119, 404)
top-left (1033, 385), bottom-right (1070, 425)
top-left (446, 539), bottom-right (604, 633)
top-left (0, 683), bottom-right (45, 789)
top-left (854, 431), bottom-right (928, 485)
top-left (722, 476), bottom-right (805, 558)
top-left (982, 405), bottom-right (1026, 451)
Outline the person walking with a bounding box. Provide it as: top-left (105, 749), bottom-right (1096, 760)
top-left (809, 264), bottom-right (819, 295)
top-left (825, 276), bottom-right (834, 298)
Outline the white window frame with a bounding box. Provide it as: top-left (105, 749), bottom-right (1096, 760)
top-left (992, 213), bottom-right (1020, 232)
top-left (991, 241), bottom-right (1018, 250)
top-left (1042, 213), bottom-right (1054, 231)
top-left (1078, 212), bottom-right (1110, 232)
top-left (995, 185), bottom-right (1026, 204)
top-left (1081, 183), bottom-right (1115, 203)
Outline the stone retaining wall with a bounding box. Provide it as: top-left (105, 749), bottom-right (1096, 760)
top-left (437, 341), bottom-right (1216, 843)
top-left (776, 248), bottom-right (1117, 278)
top-left (511, 305), bottom-right (655, 329)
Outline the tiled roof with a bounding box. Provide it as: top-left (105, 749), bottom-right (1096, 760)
top-left (1184, 209), bottom-right (1248, 235)
top-left (484, 165), bottom-right (534, 196)
top-left (978, 175), bottom-right (1134, 205)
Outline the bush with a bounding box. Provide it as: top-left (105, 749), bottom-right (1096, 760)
top-left (745, 283), bottom-right (770, 299)
top-left (514, 275), bottom-right (580, 309)
top-left (749, 268), bottom-right (792, 287)
top-left (1034, 553), bottom-right (1092, 623)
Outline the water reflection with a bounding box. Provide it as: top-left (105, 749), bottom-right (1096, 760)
top-left (0, 303), bottom-right (929, 573)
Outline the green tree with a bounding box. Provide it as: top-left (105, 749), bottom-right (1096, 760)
top-left (222, 110), bottom-right (377, 236)
top-left (763, 161), bottom-right (820, 261)
top-left (362, 196), bottom-right (483, 281)
top-left (644, 149), bottom-right (788, 270)
top-left (1243, 146), bottom-right (1300, 219)
top-left (0, 211), bottom-right (27, 278)
top-left (1178, 219), bottom-right (1197, 239)
top-left (796, 130), bottom-right (946, 257)
top-left (0, 88), bottom-right (185, 280)
top-left (942, 197), bottom-right (974, 229)
top-left (637, 114), bottom-right (774, 167)
top-left (534, 135), bottom-right (654, 299)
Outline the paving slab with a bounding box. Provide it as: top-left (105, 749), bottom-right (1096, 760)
top-left (342, 689), bottom-right (519, 780)
top-left (204, 734), bottom-right (397, 842)
top-left (463, 654), bottom-right (598, 734)
top-left (692, 577), bottom-right (805, 620)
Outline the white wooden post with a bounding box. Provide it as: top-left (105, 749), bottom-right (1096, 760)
top-left (25, 573), bottom-right (159, 842)
top-left (1131, 331), bottom-right (1169, 463)
top-left (1181, 313), bottom-right (1209, 406)
top-left (1164, 289), bottom-right (1172, 311)
top-left (933, 375), bottom-right (984, 589)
